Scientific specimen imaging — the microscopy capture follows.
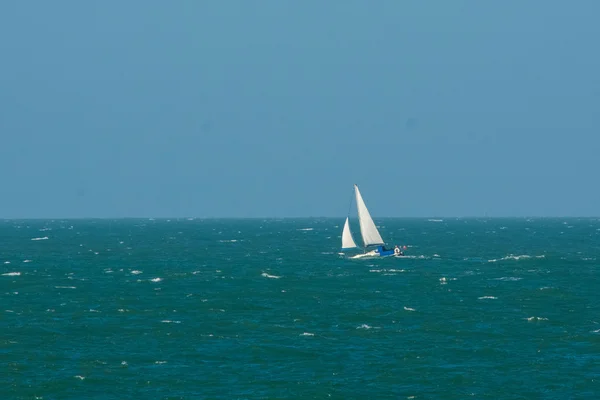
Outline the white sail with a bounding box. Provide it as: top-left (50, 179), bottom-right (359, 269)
top-left (354, 184), bottom-right (385, 247)
top-left (341, 217), bottom-right (358, 249)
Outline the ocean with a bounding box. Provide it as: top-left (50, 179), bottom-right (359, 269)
top-left (1, 218), bottom-right (599, 399)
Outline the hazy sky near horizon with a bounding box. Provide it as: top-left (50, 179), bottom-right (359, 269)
top-left (1, 1), bottom-right (599, 218)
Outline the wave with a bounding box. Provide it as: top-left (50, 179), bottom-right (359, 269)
top-left (493, 277), bottom-right (523, 281)
top-left (488, 254), bottom-right (545, 263)
top-left (356, 324), bottom-right (380, 330)
top-left (369, 269), bottom-right (405, 273)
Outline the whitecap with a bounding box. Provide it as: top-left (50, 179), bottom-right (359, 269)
top-left (369, 269), bottom-right (405, 273)
top-left (488, 254), bottom-right (540, 262)
top-left (478, 296), bottom-right (497, 300)
top-left (2, 272), bottom-right (20, 276)
top-left (356, 324), bottom-right (376, 329)
top-left (31, 236), bottom-right (49, 241)
top-left (404, 307), bottom-right (416, 312)
top-left (300, 332), bottom-right (314, 336)
top-left (150, 277), bottom-right (162, 282)
top-left (261, 272), bottom-right (281, 279)
top-left (525, 316), bottom-right (548, 321)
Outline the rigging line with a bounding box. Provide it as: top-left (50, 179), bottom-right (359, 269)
top-left (347, 185), bottom-right (355, 217)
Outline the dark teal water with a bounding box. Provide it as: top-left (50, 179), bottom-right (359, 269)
top-left (1, 218), bottom-right (600, 399)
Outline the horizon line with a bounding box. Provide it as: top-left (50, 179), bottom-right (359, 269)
top-left (1, 215), bottom-right (599, 220)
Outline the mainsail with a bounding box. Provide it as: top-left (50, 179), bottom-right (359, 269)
top-left (354, 184), bottom-right (385, 247)
top-left (340, 184), bottom-right (386, 251)
top-left (341, 217), bottom-right (357, 249)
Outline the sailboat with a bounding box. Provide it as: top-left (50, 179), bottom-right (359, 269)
top-left (341, 184), bottom-right (398, 258)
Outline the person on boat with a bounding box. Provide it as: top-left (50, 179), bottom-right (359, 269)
top-left (394, 245), bottom-right (403, 256)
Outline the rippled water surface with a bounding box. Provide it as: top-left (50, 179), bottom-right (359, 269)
top-left (1, 218), bottom-right (600, 399)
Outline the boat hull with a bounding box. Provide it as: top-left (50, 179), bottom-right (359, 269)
top-left (347, 246), bottom-right (396, 259)
top-left (374, 245), bottom-right (395, 257)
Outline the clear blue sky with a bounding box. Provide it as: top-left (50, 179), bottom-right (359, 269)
top-left (1, 1), bottom-right (598, 218)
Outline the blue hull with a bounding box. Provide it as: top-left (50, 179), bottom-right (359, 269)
top-left (343, 245), bottom-right (402, 258)
top-left (373, 246), bottom-right (396, 257)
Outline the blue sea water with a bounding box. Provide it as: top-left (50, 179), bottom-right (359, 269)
top-left (1, 218), bottom-right (600, 399)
